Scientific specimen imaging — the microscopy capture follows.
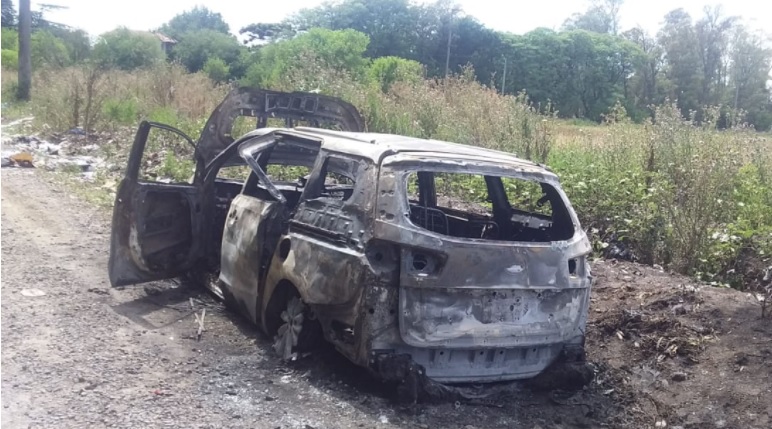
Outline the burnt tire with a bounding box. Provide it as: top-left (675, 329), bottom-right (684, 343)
top-left (271, 292), bottom-right (323, 361)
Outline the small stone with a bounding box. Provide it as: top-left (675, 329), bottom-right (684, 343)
top-left (225, 390), bottom-right (237, 396)
top-left (671, 372), bottom-right (687, 382)
top-left (671, 304), bottom-right (689, 315)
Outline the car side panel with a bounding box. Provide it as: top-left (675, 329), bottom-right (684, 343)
top-left (219, 194), bottom-right (283, 324)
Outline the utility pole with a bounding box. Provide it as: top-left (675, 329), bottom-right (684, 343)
top-left (501, 57), bottom-right (507, 94)
top-left (17, 0), bottom-right (31, 101)
top-left (444, 14), bottom-right (452, 78)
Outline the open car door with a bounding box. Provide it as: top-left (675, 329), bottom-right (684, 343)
top-left (108, 121), bottom-right (204, 287)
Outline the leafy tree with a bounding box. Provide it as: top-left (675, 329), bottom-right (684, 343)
top-left (287, 0), bottom-right (415, 59)
top-left (40, 27), bottom-right (91, 63)
top-left (729, 27), bottom-right (772, 130)
top-left (694, 6), bottom-right (737, 107)
top-left (563, 0), bottom-right (624, 35)
top-left (1, 26), bottom-right (17, 49)
top-left (202, 56), bottom-right (230, 83)
top-left (658, 9), bottom-right (703, 117)
top-left (239, 22), bottom-right (292, 44)
top-left (242, 28), bottom-right (370, 88)
top-left (30, 30), bottom-right (70, 67)
top-left (159, 6), bottom-right (230, 40)
top-left (623, 27), bottom-right (668, 118)
top-left (93, 27), bottom-right (165, 70)
top-left (450, 16), bottom-right (505, 84)
top-left (502, 28), bottom-right (642, 121)
top-left (1, 47), bottom-right (16, 68)
top-left (1, 0), bottom-right (15, 28)
top-left (1, 28), bottom-right (17, 68)
top-left (368, 56), bottom-right (423, 92)
top-left (172, 29), bottom-right (243, 73)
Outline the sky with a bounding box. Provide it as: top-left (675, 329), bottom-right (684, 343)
top-left (16, 0), bottom-right (772, 38)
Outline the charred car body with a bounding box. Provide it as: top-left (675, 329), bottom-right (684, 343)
top-left (109, 88), bottom-right (593, 392)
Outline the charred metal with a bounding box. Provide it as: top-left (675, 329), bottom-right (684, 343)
top-left (108, 88), bottom-right (594, 397)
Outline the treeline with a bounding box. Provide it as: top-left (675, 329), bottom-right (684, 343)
top-left (2, 0), bottom-right (771, 130)
top-left (271, 0), bottom-right (772, 129)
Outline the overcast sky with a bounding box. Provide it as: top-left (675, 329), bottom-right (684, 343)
top-left (19, 0), bottom-right (772, 38)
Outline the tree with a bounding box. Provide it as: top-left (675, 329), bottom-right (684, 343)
top-left (1, 27), bottom-right (17, 68)
top-left (286, 0), bottom-right (416, 59)
top-left (159, 6), bottom-right (230, 40)
top-left (203, 57), bottom-right (230, 83)
top-left (239, 22), bottom-right (291, 44)
top-left (31, 29), bottom-right (70, 67)
top-left (1, 27), bottom-right (17, 49)
top-left (694, 6), bottom-right (737, 107)
top-left (242, 28), bottom-right (370, 88)
top-left (30, 3), bottom-right (66, 30)
top-left (729, 27), bottom-right (772, 130)
top-left (368, 56), bottom-right (423, 92)
top-left (50, 28), bottom-right (91, 63)
top-left (658, 9), bottom-right (703, 117)
top-left (93, 27), bottom-right (165, 70)
top-left (1, 0), bottom-right (15, 28)
top-left (172, 29), bottom-right (243, 73)
top-left (17, 0), bottom-right (31, 100)
top-left (623, 27), bottom-right (667, 117)
top-left (563, 0), bottom-right (624, 35)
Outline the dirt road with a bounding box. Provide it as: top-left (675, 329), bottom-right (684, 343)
top-left (2, 168), bottom-right (771, 429)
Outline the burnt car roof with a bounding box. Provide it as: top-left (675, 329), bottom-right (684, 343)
top-left (238, 127), bottom-right (555, 178)
top-left (293, 127), bottom-right (543, 163)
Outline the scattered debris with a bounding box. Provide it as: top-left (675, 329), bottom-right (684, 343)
top-left (671, 372), bottom-right (687, 382)
top-left (195, 308), bottom-right (206, 341)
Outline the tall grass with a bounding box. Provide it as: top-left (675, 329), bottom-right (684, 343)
top-left (2, 63), bottom-right (228, 135)
top-left (2, 61), bottom-right (770, 290)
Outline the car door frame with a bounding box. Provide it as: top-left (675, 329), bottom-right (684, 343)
top-left (108, 121), bottom-right (205, 287)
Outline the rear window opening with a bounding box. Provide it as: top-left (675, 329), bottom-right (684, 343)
top-left (404, 171), bottom-right (574, 242)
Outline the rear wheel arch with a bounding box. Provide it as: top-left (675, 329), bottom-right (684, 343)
top-left (262, 279), bottom-right (300, 336)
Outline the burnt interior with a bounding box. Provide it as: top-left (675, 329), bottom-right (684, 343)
top-left (138, 189), bottom-right (193, 270)
top-left (406, 171), bottom-right (574, 242)
top-left (205, 137), bottom-right (364, 264)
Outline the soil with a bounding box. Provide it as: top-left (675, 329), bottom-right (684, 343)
top-left (2, 167), bottom-right (771, 429)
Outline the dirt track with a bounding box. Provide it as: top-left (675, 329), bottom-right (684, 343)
top-left (2, 167), bottom-right (771, 429)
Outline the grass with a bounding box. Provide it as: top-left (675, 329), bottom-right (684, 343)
top-left (3, 62), bottom-right (771, 291)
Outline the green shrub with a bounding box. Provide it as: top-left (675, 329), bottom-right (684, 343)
top-left (147, 106), bottom-right (180, 125)
top-left (1, 48), bottom-right (18, 69)
top-left (368, 56), bottom-right (423, 92)
top-left (102, 98), bottom-right (138, 125)
top-left (159, 151), bottom-right (196, 182)
top-left (1, 28), bottom-right (18, 50)
top-left (1, 78), bottom-right (18, 102)
top-left (202, 57), bottom-right (229, 83)
top-left (31, 30), bottom-right (71, 68)
top-left (93, 27), bottom-right (165, 70)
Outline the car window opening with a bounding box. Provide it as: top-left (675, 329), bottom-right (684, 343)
top-left (405, 171), bottom-right (574, 242)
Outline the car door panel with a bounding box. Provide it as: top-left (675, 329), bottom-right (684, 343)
top-left (108, 121), bottom-right (203, 287)
top-left (218, 194), bottom-right (284, 323)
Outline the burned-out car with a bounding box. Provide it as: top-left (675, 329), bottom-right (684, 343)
top-left (109, 88), bottom-right (592, 392)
